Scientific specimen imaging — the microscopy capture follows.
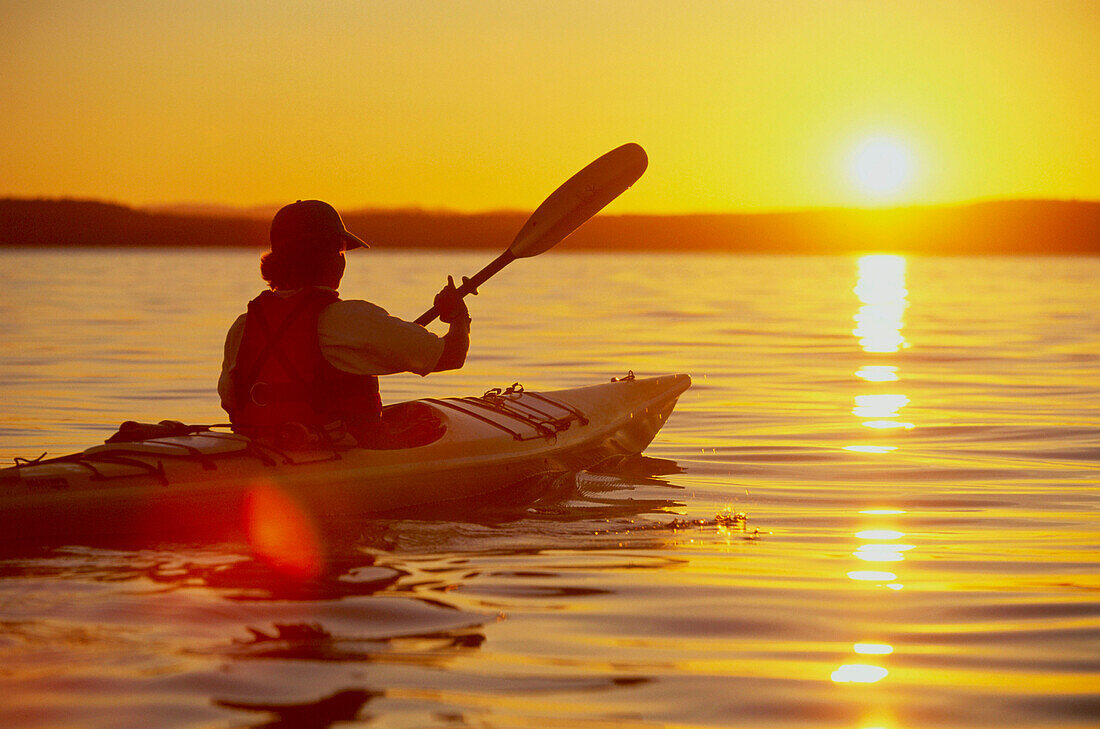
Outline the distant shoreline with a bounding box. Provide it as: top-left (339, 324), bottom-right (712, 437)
top-left (1, 198), bottom-right (1097, 255)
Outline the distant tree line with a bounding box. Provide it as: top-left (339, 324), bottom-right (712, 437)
top-left (2, 198), bottom-right (1097, 255)
top-left (0, 199), bottom-right (268, 248)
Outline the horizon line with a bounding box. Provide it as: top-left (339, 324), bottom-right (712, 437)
top-left (3, 195), bottom-right (1099, 219)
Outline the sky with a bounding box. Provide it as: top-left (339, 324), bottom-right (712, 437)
top-left (2, 0), bottom-right (1097, 213)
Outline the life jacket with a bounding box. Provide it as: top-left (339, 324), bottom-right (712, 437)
top-left (229, 288), bottom-right (382, 439)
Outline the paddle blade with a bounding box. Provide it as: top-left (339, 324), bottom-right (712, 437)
top-left (508, 143), bottom-right (648, 258)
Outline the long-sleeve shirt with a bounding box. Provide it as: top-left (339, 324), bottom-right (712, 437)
top-left (218, 289), bottom-right (445, 414)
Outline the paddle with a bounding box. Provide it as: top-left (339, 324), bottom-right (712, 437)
top-left (414, 143), bottom-right (649, 326)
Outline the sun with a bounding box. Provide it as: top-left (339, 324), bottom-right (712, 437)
top-left (848, 136), bottom-right (914, 199)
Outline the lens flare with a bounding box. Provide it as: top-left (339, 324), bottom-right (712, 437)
top-left (245, 483), bottom-right (324, 579)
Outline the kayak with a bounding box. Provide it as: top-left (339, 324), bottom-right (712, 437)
top-left (0, 374), bottom-right (690, 545)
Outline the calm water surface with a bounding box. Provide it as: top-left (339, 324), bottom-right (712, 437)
top-left (0, 248), bottom-right (1097, 728)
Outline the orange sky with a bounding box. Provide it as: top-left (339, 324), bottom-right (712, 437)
top-left (2, 1), bottom-right (1097, 213)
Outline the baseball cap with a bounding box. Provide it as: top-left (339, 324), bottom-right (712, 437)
top-left (270, 200), bottom-right (368, 252)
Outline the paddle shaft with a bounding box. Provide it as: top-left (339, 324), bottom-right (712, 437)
top-left (411, 143), bottom-right (648, 327)
top-left (414, 250), bottom-right (515, 326)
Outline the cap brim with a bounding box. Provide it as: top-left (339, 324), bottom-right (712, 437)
top-left (341, 231), bottom-right (369, 250)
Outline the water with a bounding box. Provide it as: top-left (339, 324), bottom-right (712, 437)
top-left (0, 248), bottom-right (1097, 728)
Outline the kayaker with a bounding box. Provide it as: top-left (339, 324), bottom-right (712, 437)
top-left (217, 200), bottom-right (470, 448)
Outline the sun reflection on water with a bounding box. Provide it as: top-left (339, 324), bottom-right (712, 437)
top-left (831, 664), bottom-right (890, 683)
top-left (837, 513), bottom-right (911, 692)
top-left (856, 529), bottom-right (904, 540)
top-left (854, 545), bottom-right (912, 562)
top-left (853, 394), bottom-right (910, 419)
top-left (853, 255), bottom-right (909, 354)
top-left (846, 570), bottom-right (898, 582)
top-left (853, 365), bottom-right (897, 382)
top-left (843, 445), bottom-right (897, 453)
top-left (855, 365), bottom-right (900, 382)
top-left (860, 420), bottom-right (915, 430)
top-left (848, 255), bottom-right (912, 452)
top-left (835, 257), bottom-right (916, 704)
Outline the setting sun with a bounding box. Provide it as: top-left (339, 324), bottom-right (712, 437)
top-left (849, 137), bottom-right (915, 200)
